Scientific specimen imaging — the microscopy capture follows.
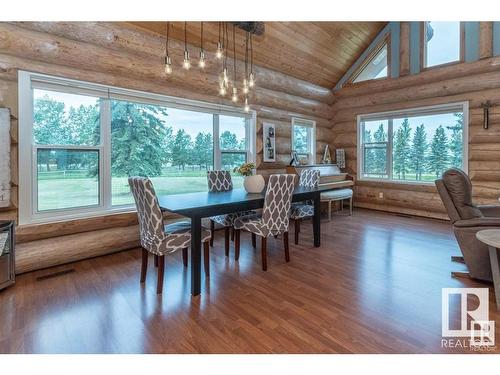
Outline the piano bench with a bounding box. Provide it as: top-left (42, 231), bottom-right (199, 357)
top-left (321, 188), bottom-right (353, 220)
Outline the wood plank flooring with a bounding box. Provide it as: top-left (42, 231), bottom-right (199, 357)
top-left (1, 208), bottom-right (499, 353)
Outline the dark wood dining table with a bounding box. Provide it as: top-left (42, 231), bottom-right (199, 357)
top-left (158, 185), bottom-right (337, 296)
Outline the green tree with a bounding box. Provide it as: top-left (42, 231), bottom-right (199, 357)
top-left (428, 125), bottom-right (449, 178)
top-left (220, 130), bottom-right (240, 167)
top-left (447, 113), bottom-right (463, 169)
top-left (33, 96), bottom-right (68, 171)
top-left (171, 129), bottom-right (192, 171)
top-left (372, 123), bottom-right (387, 175)
top-left (66, 104), bottom-right (100, 146)
top-left (111, 101), bottom-right (171, 177)
top-left (393, 118), bottom-right (412, 179)
top-left (410, 124), bottom-right (427, 181)
top-left (193, 132), bottom-right (213, 170)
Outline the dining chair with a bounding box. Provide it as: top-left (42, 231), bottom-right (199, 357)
top-left (289, 169), bottom-right (320, 244)
top-left (207, 170), bottom-right (254, 256)
top-left (233, 174), bottom-right (297, 271)
top-left (128, 177), bottom-right (211, 294)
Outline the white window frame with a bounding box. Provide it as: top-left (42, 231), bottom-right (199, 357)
top-left (356, 101), bottom-right (469, 185)
top-left (291, 117), bottom-right (316, 164)
top-left (19, 71), bottom-right (256, 224)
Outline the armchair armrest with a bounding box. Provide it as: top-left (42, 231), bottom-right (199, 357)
top-left (454, 217), bottom-right (500, 228)
top-left (477, 205), bottom-right (500, 217)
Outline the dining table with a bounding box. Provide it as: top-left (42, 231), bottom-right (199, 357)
top-left (158, 184), bottom-right (339, 296)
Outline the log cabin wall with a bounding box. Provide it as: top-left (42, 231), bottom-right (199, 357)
top-left (0, 22), bottom-right (334, 273)
top-left (331, 21), bottom-right (500, 220)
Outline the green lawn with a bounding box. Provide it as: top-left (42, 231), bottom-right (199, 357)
top-left (37, 171), bottom-right (243, 211)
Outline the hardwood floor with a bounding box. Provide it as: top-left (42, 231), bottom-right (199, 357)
top-left (1, 208), bottom-right (499, 354)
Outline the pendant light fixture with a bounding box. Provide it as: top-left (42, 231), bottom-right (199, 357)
top-left (248, 32), bottom-right (255, 88)
top-left (164, 22), bottom-right (172, 74)
top-left (198, 22), bottom-right (206, 68)
top-left (231, 24), bottom-right (238, 103)
top-left (219, 23), bottom-right (229, 96)
top-left (216, 22), bottom-right (223, 59)
top-left (182, 22), bottom-right (191, 70)
top-left (243, 31), bottom-right (249, 94)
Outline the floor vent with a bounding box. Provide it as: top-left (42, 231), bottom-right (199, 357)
top-left (36, 268), bottom-right (75, 281)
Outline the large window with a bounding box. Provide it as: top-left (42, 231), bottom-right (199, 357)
top-left (352, 41), bottom-right (388, 83)
top-left (423, 22), bottom-right (462, 68)
top-left (292, 118), bottom-right (316, 164)
top-left (19, 72), bottom-right (255, 224)
top-left (357, 102), bottom-right (468, 183)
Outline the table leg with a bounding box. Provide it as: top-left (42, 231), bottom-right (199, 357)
top-left (313, 192), bottom-right (321, 248)
top-left (191, 216), bottom-right (202, 296)
top-left (488, 246), bottom-right (500, 310)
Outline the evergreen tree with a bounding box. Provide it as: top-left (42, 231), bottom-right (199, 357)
top-left (220, 130), bottom-right (240, 167)
top-left (428, 125), bottom-right (449, 178)
top-left (111, 101), bottom-right (171, 177)
top-left (393, 118), bottom-right (412, 180)
top-left (447, 113), bottom-right (463, 169)
top-left (171, 129), bottom-right (192, 171)
top-left (372, 123), bottom-right (387, 175)
top-left (193, 132), bottom-right (213, 170)
top-left (410, 124), bottom-right (427, 181)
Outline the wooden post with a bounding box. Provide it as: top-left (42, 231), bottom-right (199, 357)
top-left (399, 22), bottom-right (411, 77)
top-left (479, 22), bottom-right (493, 60)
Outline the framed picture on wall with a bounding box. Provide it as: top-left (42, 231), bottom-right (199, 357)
top-left (263, 122), bottom-right (276, 162)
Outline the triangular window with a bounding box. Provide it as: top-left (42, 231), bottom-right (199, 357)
top-left (352, 42), bottom-right (388, 83)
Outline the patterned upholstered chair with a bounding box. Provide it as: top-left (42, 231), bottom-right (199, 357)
top-left (129, 177), bottom-right (211, 294)
top-left (289, 169), bottom-right (320, 245)
top-left (233, 174), bottom-right (297, 271)
top-left (207, 170), bottom-right (253, 256)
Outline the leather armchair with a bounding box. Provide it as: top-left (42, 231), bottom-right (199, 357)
top-left (436, 169), bottom-right (500, 282)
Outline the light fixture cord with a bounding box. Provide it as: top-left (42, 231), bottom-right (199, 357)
top-left (233, 24), bottom-right (236, 82)
top-left (200, 21), bottom-right (203, 50)
top-left (184, 21), bottom-right (187, 51)
top-left (166, 22), bottom-right (170, 56)
top-left (250, 33), bottom-right (253, 74)
top-left (245, 31), bottom-right (249, 79)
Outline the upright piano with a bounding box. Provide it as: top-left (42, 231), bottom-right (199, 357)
top-left (285, 164), bottom-right (354, 189)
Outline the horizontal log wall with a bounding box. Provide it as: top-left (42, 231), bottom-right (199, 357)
top-left (0, 22), bottom-right (334, 273)
top-left (332, 53), bottom-right (500, 219)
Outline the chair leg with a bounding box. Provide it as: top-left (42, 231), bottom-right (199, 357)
top-left (157, 255), bottom-right (165, 294)
top-left (209, 220), bottom-right (215, 247)
top-left (294, 218), bottom-right (300, 245)
top-left (284, 231), bottom-right (290, 262)
top-left (349, 197), bottom-right (353, 216)
top-left (340, 199), bottom-right (344, 211)
top-left (203, 241), bottom-right (210, 277)
top-left (251, 232), bottom-right (256, 248)
top-left (235, 229), bottom-right (241, 261)
top-left (154, 254), bottom-right (158, 268)
top-left (140, 248), bottom-right (148, 283)
top-left (328, 200), bottom-right (332, 221)
top-left (182, 247), bottom-right (188, 267)
top-left (231, 227), bottom-right (235, 241)
top-left (224, 227), bottom-right (230, 257)
top-left (261, 236), bottom-right (268, 271)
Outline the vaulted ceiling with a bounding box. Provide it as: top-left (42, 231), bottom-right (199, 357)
top-left (128, 22), bottom-right (387, 89)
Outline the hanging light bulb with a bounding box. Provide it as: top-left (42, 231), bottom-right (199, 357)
top-left (216, 22), bottom-right (223, 59)
top-left (164, 22), bottom-right (172, 75)
top-left (244, 97), bottom-right (250, 112)
top-left (164, 56), bottom-right (172, 74)
top-left (248, 72), bottom-right (255, 88)
top-left (183, 50), bottom-right (191, 69)
top-left (199, 49), bottom-right (206, 68)
top-left (216, 42), bottom-right (223, 59)
top-left (219, 82), bottom-right (226, 96)
top-left (182, 22), bottom-right (190, 70)
top-left (243, 78), bottom-right (249, 94)
top-left (198, 22), bottom-right (206, 68)
top-left (223, 67), bottom-right (229, 86)
top-left (232, 86), bottom-right (238, 103)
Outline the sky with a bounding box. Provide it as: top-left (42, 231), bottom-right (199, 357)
top-left (34, 89), bottom-right (246, 142)
top-left (426, 22), bottom-right (461, 67)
